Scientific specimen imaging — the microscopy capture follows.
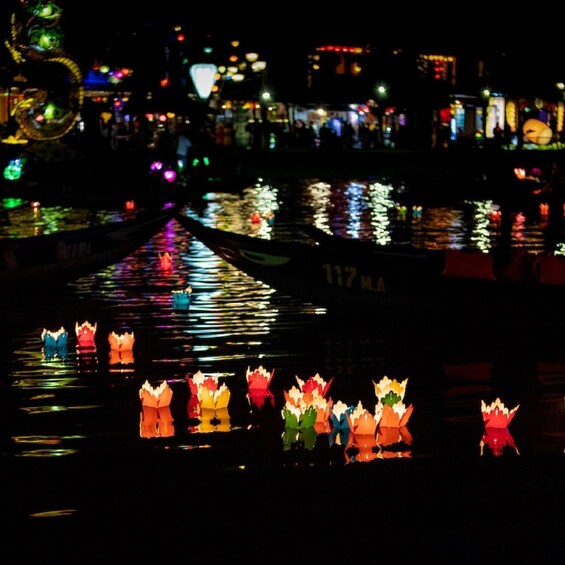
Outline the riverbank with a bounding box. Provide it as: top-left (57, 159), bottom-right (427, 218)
top-left (2, 141), bottom-right (565, 204)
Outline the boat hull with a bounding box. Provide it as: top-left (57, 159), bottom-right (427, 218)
top-left (0, 202), bottom-right (181, 292)
top-left (175, 214), bottom-right (565, 324)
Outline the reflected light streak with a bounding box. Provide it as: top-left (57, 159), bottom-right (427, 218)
top-left (469, 200), bottom-right (494, 252)
top-left (344, 182), bottom-right (367, 239)
top-left (368, 181), bottom-right (396, 245)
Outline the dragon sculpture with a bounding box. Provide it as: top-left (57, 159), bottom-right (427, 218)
top-left (2, 0), bottom-right (83, 143)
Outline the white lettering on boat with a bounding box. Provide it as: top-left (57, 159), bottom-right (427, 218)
top-left (322, 263), bottom-right (385, 292)
top-left (56, 241), bottom-right (92, 260)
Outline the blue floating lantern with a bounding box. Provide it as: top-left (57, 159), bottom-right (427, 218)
top-left (172, 286), bottom-right (192, 310)
top-left (41, 326), bottom-right (68, 348)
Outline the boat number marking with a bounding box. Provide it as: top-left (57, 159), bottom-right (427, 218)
top-left (56, 240), bottom-right (92, 260)
top-left (322, 263), bottom-right (385, 292)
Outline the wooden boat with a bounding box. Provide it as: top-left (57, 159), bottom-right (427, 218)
top-left (175, 214), bottom-right (565, 320)
top-left (0, 201), bottom-right (182, 292)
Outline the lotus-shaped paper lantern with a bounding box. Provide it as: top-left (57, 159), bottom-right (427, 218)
top-left (296, 373), bottom-right (333, 398)
top-left (480, 427), bottom-right (519, 457)
top-left (41, 326), bottom-right (68, 348)
top-left (281, 404), bottom-right (317, 429)
top-left (481, 397), bottom-right (519, 429)
top-left (197, 383), bottom-right (230, 411)
top-left (373, 376), bottom-right (408, 406)
top-left (140, 405), bottom-right (174, 438)
top-left (75, 321), bottom-right (97, 348)
top-left (139, 380), bottom-right (173, 408)
top-left (330, 400), bottom-right (354, 431)
top-left (246, 365), bottom-right (274, 391)
top-left (172, 286), bottom-right (192, 310)
top-left (108, 331), bottom-right (135, 351)
top-left (186, 395), bottom-right (201, 419)
top-left (310, 393), bottom-right (333, 424)
top-left (186, 370), bottom-right (219, 396)
top-left (345, 401), bottom-right (378, 437)
top-left (159, 252), bottom-right (173, 270)
top-left (377, 402), bottom-right (414, 428)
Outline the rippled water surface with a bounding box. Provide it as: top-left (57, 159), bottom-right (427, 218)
top-left (4, 178), bottom-right (565, 561)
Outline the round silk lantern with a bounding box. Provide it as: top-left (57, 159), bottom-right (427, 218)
top-left (523, 119), bottom-right (553, 145)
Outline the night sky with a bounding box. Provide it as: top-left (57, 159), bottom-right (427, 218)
top-left (1, 0), bottom-right (564, 85)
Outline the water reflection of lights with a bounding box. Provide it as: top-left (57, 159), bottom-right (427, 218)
top-left (306, 181), bottom-right (332, 229)
top-left (367, 182), bottom-right (396, 245)
top-left (469, 200), bottom-right (495, 252)
top-left (344, 182), bottom-right (368, 239)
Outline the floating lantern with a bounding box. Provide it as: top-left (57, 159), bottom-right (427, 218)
top-left (345, 401), bottom-right (378, 437)
top-left (186, 395), bottom-right (201, 419)
top-left (246, 365), bottom-right (274, 391)
top-left (250, 211), bottom-right (261, 224)
top-left (311, 394), bottom-right (333, 425)
top-left (125, 200), bottom-right (135, 211)
top-left (41, 326), bottom-right (68, 348)
top-left (296, 373), bottom-right (333, 398)
top-left (330, 400), bottom-right (354, 431)
top-left (373, 376), bottom-right (414, 427)
top-left (282, 404), bottom-right (317, 429)
top-left (172, 286), bottom-right (192, 309)
top-left (159, 252), bottom-right (173, 270)
top-left (186, 370), bottom-right (219, 396)
top-left (481, 397), bottom-right (519, 428)
top-left (75, 321), bottom-right (97, 348)
top-left (139, 380), bottom-right (173, 408)
top-left (108, 331), bottom-right (134, 351)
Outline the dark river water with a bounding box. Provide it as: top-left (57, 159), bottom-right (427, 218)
top-left (3, 177), bottom-right (565, 562)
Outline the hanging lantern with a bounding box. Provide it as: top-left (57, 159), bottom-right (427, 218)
top-left (523, 118), bottom-right (553, 145)
top-left (189, 63), bottom-right (218, 100)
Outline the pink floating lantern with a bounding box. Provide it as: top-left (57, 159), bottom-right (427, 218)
top-left (108, 331), bottom-right (135, 351)
top-left (159, 252), bottom-right (173, 270)
top-left (75, 321), bottom-right (97, 348)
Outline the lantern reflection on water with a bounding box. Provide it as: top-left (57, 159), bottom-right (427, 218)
top-left (172, 286), bottom-right (192, 310)
top-left (140, 405), bottom-right (174, 438)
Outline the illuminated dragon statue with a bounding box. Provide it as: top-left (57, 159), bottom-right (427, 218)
top-left (3, 0), bottom-right (83, 143)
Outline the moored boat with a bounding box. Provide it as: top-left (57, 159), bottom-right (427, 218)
top-left (0, 201), bottom-right (182, 293)
top-left (175, 213), bottom-right (565, 321)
